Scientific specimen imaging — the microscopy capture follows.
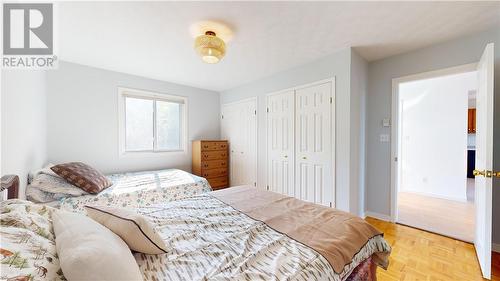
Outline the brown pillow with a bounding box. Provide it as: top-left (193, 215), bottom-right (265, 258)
top-left (51, 162), bottom-right (112, 194)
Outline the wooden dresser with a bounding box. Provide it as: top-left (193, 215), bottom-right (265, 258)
top-left (192, 140), bottom-right (229, 190)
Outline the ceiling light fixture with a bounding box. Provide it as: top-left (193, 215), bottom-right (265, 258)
top-left (194, 31), bottom-right (226, 64)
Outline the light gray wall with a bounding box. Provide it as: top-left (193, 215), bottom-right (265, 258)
top-left (46, 61), bottom-right (220, 174)
top-left (221, 48), bottom-right (359, 213)
top-left (365, 27), bottom-right (500, 242)
top-left (2, 70), bottom-right (48, 198)
top-left (350, 50), bottom-right (368, 216)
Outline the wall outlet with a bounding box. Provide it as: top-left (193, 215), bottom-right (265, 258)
top-left (380, 134), bottom-right (390, 142)
top-left (382, 118), bottom-right (391, 127)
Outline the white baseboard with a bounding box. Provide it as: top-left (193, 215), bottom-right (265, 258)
top-left (492, 243), bottom-right (500, 253)
top-left (399, 190), bottom-right (468, 203)
top-left (364, 211), bottom-right (392, 222)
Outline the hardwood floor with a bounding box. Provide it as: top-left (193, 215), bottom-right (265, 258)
top-left (397, 192), bottom-right (474, 242)
top-left (366, 217), bottom-right (500, 280)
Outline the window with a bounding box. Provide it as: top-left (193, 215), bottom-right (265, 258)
top-left (118, 88), bottom-right (186, 155)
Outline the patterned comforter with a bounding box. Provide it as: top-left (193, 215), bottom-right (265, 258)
top-left (58, 169), bottom-right (212, 213)
top-left (1, 194), bottom-right (388, 281)
top-left (0, 200), bottom-right (64, 281)
top-left (134, 193), bottom-right (391, 281)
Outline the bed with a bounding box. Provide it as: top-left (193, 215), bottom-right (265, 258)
top-left (0, 185), bottom-right (391, 281)
top-left (25, 167), bottom-right (212, 211)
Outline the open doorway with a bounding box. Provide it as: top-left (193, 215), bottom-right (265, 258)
top-left (392, 65), bottom-right (478, 242)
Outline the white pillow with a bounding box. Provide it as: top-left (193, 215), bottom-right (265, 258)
top-left (52, 210), bottom-right (143, 281)
top-left (85, 205), bottom-right (168, 254)
top-left (30, 173), bottom-right (89, 196)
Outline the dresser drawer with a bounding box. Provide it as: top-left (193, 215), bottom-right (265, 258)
top-left (201, 168), bottom-right (228, 178)
top-left (201, 150), bottom-right (227, 160)
top-left (200, 141), bottom-right (228, 151)
top-left (201, 159), bottom-right (228, 170)
top-left (208, 176), bottom-right (229, 189)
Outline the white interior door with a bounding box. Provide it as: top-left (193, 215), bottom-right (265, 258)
top-left (295, 82), bottom-right (333, 206)
top-left (221, 99), bottom-right (257, 187)
top-left (238, 100), bottom-right (257, 186)
top-left (221, 103), bottom-right (240, 185)
top-left (267, 91), bottom-right (295, 196)
top-left (474, 43), bottom-right (494, 279)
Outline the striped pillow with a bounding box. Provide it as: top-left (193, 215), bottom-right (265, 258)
top-left (85, 205), bottom-right (168, 254)
top-left (51, 162), bottom-right (112, 194)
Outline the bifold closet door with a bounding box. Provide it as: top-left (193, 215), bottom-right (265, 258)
top-left (295, 83), bottom-right (333, 206)
top-left (221, 100), bottom-right (257, 187)
top-left (267, 91), bottom-right (295, 196)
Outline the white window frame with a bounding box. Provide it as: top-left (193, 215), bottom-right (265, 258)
top-left (118, 87), bottom-right (188, 157)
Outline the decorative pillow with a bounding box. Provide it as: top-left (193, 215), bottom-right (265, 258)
top-left (85, 205), bottom-right (168, 254)
top-left (26, 185), bottom-right (65, 203)
top-left (51, 162), bottom-right (112, 194)
top-left (29, 173), bottom-right (90, 196)
top-left (52, 210), bottom-right (143, 281)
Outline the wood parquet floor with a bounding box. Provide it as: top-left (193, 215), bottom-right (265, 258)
top-left (366, 217), bottom-right (500, 281)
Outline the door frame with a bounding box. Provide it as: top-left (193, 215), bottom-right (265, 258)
top-left (265, 77), bottom-right (336, 207)
top-left (221, 97), bottom-right (258, 187)
top-left (390, 63), bottom-right (477, 222)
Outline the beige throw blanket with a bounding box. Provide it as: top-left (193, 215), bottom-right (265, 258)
top-left (212, 185), bottom-right (390, 273)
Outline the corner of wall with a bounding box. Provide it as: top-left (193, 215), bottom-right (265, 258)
top-left (2, 69), bottom-right (49, 199)
top-left (349, 49), bottom-right (369, 217)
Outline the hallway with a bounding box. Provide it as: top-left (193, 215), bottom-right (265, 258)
top-left (397, 191), bottom-right (474, 242)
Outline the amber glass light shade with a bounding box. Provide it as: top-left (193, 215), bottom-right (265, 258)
top-left (194, 31), bottom-right (226, 64)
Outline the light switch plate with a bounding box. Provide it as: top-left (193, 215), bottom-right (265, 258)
top-left (382, 118), bottom-right (391, 127)
top-left (380, 134), bottom-right (390, 142)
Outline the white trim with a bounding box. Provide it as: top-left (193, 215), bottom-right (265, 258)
top-left (331, 78), bottom-right (336, 207)
top-left (492, 243), bottom-right (500, 253)
top-left (117, 87), bottom-right (188, 157)
top-left (265, 77), bottom-right (335, 98)
top-left (390, 63), bottom-right (477, 223)
top-left (221, 96), bottom-right (257, 107)
top-left (364, 211), bottom-right (392, 222)
top-left (265, 77), bottom-right (336, 207)
top-left (118, 87), bottom-right (186, 104)
top-left (398, 190), bottom-right (468, 203)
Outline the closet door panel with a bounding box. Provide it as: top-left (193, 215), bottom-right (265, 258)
top-left (240, 101), bottom-right (257, 186)
top-left (295, 83), bottom-right (332, 206)
top-left (221, 100), bottom-right (257, 187)
top-left (267, 91), bottom-right (295, 196)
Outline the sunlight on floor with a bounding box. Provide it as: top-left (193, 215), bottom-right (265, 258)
top-left (397, 190), bottom-right (475, 242)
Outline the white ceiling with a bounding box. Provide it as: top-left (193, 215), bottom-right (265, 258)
top-left (57, 2), bottom-right (500, 92)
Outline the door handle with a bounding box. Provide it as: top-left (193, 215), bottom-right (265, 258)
top-left (302, 156), bottom-right (307, 160)
top-left (474, 169), bottom-right (487, 177)
top-left (473, 169), bottom-right (500, 178)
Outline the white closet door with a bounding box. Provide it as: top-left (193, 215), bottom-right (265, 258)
top-left (239, 100), bottom-right (257, 186)
top-left (221, 103), bottom-right (240, 185)
top-left (267, 91), bottom-right (295, 196)
top-left (221, 99), bottom-right (257, 187)
top-left (295, 82), bottom-right (333, 206)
